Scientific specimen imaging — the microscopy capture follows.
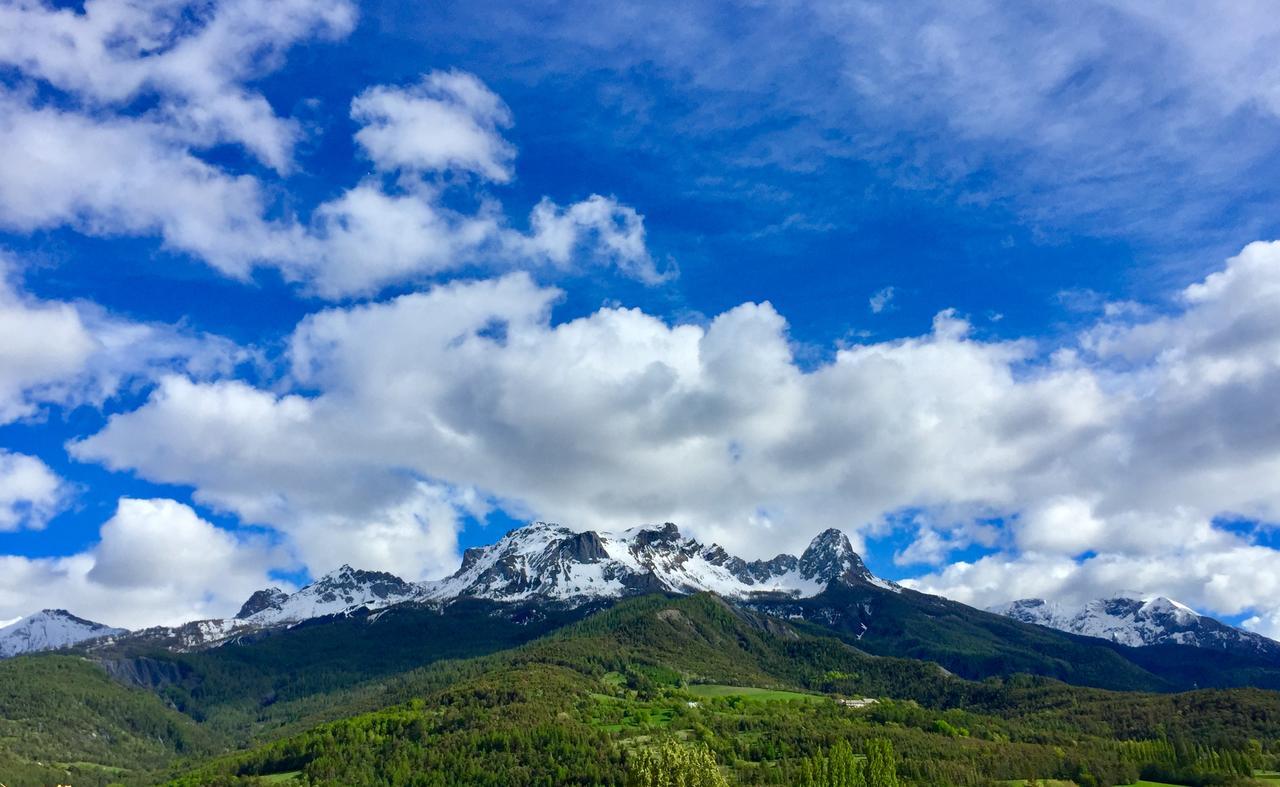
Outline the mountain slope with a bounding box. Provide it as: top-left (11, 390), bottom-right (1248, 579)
top-left (990, 595), bottom-right (1280, 659)
top-left (0, 654), bottom-right (213, 786)
top-left (167, 593), bottom-right (1280, 787)
top-left (10, 520), bottom-right (1280, 695)
top-left (0, 609), bottom-right (125, 657)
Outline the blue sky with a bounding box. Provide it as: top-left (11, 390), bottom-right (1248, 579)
top-left (3, 0), bottom-right (1280, 632)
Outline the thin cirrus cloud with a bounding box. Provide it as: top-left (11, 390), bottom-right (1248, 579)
top-left (443, 0), bottom-right (1280, 263)
top-left (70, 241), bottom-right (1280, 635)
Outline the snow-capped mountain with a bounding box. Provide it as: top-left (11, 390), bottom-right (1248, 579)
top-left (989, 594), bottom-right (1280, 658)
top-left (420, 522), bottom-right (895, 603)
top-left (0, 609), bottom-right (126, 657)
top-left (240, 566), bottom-right (422, 626)
top-left (117, 566), bottom-right (427, 651)
top-left (2, 522), bottom-right (897, 657)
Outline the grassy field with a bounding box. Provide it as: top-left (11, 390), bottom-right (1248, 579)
top-left (685, 684), bottom-right (827, 702)
top-left (1005, 781), bottom-right (1178, 786)
top-left (260, 771), bottom-right (303, 783)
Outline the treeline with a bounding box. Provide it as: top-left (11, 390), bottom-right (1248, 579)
top-left (0, 655), bottom-right (213, 785)
top-left (167, 657), bottom-right (1280, 786)
top-left (6, 593), bottom-right (1280, 786)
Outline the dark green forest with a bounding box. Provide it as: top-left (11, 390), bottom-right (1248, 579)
top-left (2, 595), bottom-right (1280, 786)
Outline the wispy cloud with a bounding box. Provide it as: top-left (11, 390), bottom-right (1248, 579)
top-left (869, 286), bottom-right (896, 314)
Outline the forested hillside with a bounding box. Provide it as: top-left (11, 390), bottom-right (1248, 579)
top-left (2, 594), bottom-right (1280, 786)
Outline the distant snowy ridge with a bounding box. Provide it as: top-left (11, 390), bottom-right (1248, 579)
top-left (989, 594), bottom-right (1280, 658)
top-left (0, 609), bottom-right (126, 657)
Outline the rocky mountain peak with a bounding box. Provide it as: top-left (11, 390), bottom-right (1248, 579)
top-left (798, 528), bottom-right (870, 584)
top-left (555, 530), bottom-right (609, 563)
top-left (630, 522), bottom-right (682, 548)
top-left (236, 587), bottom-right (289, 619)
top-left (312, 565), bottom-right (415, 598)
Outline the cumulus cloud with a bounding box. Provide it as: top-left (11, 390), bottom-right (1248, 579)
top-left (67, 240), bottom-right (1280, 629)
top-left (0, 451), bottom-right (66, 531)
top-left (0, 498), bottom-right (279, 628)
top-left (352, 70), bottom-right (516, 181)
top-left (0, 102), bottom-right (303, 280)
top-left (0, 255), bottom-right (97, 423)
top-left (291, 74), bottom-right (666, 295)
top-left (519, 195), bottom-right (669, 284)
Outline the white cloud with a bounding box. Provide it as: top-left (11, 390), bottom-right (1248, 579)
top-left (0, 256), bottom-right (246, 425)
top-left (68, 240), bottom-right (1280, 629)
top-left (296, 183), bottom-right (501, 298)
top-left (0, 41), bottom-right (661, 298)
top-left (0, 101), bottom-right (304, 279)
top-left (352, 70), bottom-right (516, 181)
top-left (905, 543), bottom-right (1280, 639)
top-left (68, 375), bottom-right (476, 580)
top-left (0, 498), bottom-right (280, 628)
top-left (0, 255), bottom-right (97, 423)
top-left (0, 0), bottom-right (356, 170)
top-left (1015, 496), bottom-right (1105, 555)
top-left (0, 451), bottom-right (66, 531)
top-left (518, 195), bottom-right (669, 284)
top-left (464, 1), bottom-right (1280, 257)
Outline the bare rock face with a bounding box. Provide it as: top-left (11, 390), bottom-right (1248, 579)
top-left (236, 588), bottom-right (289, 619)
top-left (555, 531), bottom-right (609, 563)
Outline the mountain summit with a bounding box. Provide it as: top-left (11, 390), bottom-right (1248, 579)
top-left (0, 609), bottom-right (126, 658)
top-left (420, 522), bottom-right (890, 603)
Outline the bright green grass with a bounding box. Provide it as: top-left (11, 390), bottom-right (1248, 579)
top-left (685, 684), bottom-right (826, 702)
top-left (260, 771), bottom-right (303, 783)
top-left (1006, 781), bottom-right (1177, 786)
top-left (601, 671), bottom-right (627, 689)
